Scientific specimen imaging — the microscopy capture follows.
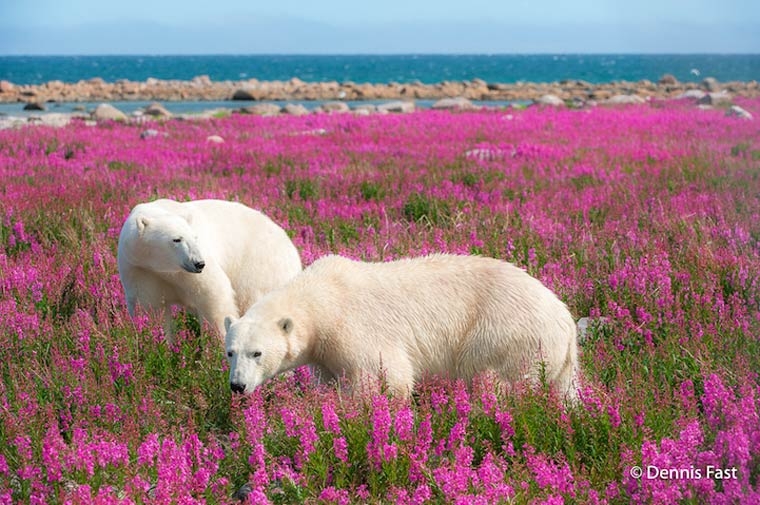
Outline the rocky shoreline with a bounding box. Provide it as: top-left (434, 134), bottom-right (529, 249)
top-left (1, 74), bottom-right (758, 106)
top-left (1, 74), bottom-right (756, 129)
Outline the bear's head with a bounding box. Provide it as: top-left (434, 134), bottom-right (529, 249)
top-left (135, 212), bottom-right (206, 274)
top-left (224, 303), bottom-right (299, 394)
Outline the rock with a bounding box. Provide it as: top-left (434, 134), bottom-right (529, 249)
top-left (37, 113), bottom-right (71, 128)
top-left (726, 105), bottom-right (753, 120)
top-left (487, 82), bottom-right (510, 91)
top-left (701, 77), bottom-right (721, 92)
top-left (239, 103), bottom-right (282, 116)
top-left (465, 147), bottom-right (512, 161)
top-left (231, 88), bottom-right (259, 101)
top-left (191, 75), bottom-right (212, 87)
top-left (282, 103), bottom-right (310, 116)
top-left (576, 317), bottom-right (611, 344)
top-left (321, 101), bottom-right (350, 113)
top-left (293, 128), bottom-right (327, 136)
top-left (140, 129), bottom-right (160, 139)
top-left (602, 94), bottom-right (646, 105)
top-left (232, 483), bottom-right (252, 502)
top-left (431, 96), bottom-right (475, 110)
top-left (144, 102), bottom-right (172, 118)
top-left (206, 135), bottom-right (225, 144)
top-left (658, 74), bottom-right (679, 86)
top-left (533, 94), bottom-right (565, 107)
top-left (675, 89), bottom-right (706, 100)
top-left (73, 105), bottom-right (87, 112)
top-left (92, 103), bottom-right (128, 121)
top-left (376, 101), bottom-right (415, 113)
top-left (0, 80), bottom-right (14, 93)
top-left (353, 104), bottom-right (377, 115)
top-left (567, 97), bottom-right (587, 109)
top-left (697, 91), bottom-right (732, 106)
top-left (23, 102), bottom-right (46, 111)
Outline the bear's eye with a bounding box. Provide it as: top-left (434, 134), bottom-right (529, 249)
top-left (246, 351), bottom-right (262, 359)
top-left (227, 351), bottom-right (233, 358)
top-left (172, 237), bottom-right (182, 243)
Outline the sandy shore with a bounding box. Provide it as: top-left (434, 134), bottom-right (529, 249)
top-left (1, 75), bottom-right (758, 105)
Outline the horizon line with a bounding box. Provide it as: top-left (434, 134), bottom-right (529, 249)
top-left (3, 52), bottom-right (760, 57)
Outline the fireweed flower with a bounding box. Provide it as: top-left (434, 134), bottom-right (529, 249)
top-left (321, 400), bottom-right (342, 434)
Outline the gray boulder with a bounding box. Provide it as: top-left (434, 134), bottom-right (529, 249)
top-left (282, 103), bottom-right (310, 116)
top-left (701, 77), bottom-right (721, 92)
top-left (239, 103), bottom-right (282, 116)
top-left (23, 102), bottom-right (46, 111)
top-left (577, 317), bottom-right (611, 344)
top-left (534, 94), bottom-right (565, 107)
top-left (602, 94), bottom-right (646, 105)
top-left (352, 104), bottom-right (377, 115)
top-left (697, 91), bottom-right (732, 106)
top-left (376, 101), bottom-right (415, 113)
top-left (140, 129), bottom-right (161, 139)
top-left (321, 101), bottom-right (350, 113)
top-left (432, 96), bottom-right (476, 110)
top-left (144, 102), bottom-right (172, 118)
top-left (658, 74), bottom-right (679, 86)
top-left (675, 89), bottom-right (707, 100)
top-left (92, 103), bottom-right (128, 121)
top-left (726, 105), bottom-right (753, 120)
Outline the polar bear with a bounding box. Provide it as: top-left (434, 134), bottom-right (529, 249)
top-left (117, 198), bottom-right (302, 343)
top-left (224, 254), bottom-right (579, 402)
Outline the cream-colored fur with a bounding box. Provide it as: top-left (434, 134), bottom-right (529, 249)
top-left (225, 254), bottom-right (579, 402)
top-left (118, 199), bottom-right (302, 343)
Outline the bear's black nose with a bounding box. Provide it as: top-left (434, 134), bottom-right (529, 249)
top-left (230, 382), bottom-right (245, 394)
top-left (194, 261), bottom-right (205, 272)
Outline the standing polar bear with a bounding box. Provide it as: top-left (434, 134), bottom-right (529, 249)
top-left (224, 254), bottom-right (579, 402)
top-left (118, 198), bottom-right (302, 342)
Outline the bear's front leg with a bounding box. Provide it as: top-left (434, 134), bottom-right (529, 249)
top-left (185, 262), bottom-right (240, 338)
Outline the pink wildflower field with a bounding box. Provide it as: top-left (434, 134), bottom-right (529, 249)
top-left (1, 99), bottom-right (760, 504)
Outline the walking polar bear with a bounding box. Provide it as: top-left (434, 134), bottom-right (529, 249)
top-left (224, 254), bottom-right (579, 402)
top-left (117, 198), bottom-right (302, 343)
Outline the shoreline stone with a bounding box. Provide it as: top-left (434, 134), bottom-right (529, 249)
top-left (1, 76), bottom-right (757, 105)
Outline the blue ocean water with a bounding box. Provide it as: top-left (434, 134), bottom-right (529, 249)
top-left (1, 54), bottom-right (759, 85)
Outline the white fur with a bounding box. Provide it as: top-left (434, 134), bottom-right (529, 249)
top-left (117, 199), bottom-right (302, 342)
top-left (225, 254), bottom-right (579, 402)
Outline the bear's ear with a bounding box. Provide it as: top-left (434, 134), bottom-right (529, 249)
top-left (136, 216), bottom-right (150, 235)
top-left (224, 316), bottom-right (237, 333)
top-left (278, 317), bottom-right (294, 334)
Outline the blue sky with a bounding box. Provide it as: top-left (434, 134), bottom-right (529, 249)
top-left (1, 0), bottom-right (759, 54)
